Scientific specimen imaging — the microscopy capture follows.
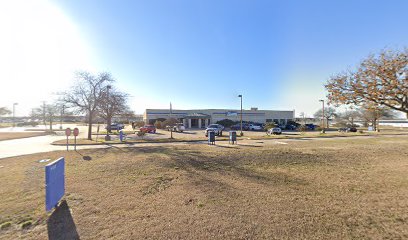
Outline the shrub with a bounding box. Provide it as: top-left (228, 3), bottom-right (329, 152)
top-left (162, 118), bottom-right (179, 127)
top-left (216, 119), bottom-right (236, 127)
top-left (0, 221), bottom-right (12, 230)
top-left (20, 220), bottom-right (32, 229)
top-left (137, 131), bottom-right (145, 138)
top-left (154, 120), bottom-right (164, 129)
top-left (298, 125), bottom-right (307, 132)
top-left (17, 122), bottom-right (38, 127)
top-left (134, 121), bottom-right (145, 128)
top-left (264, 122), bottom-right (276, 130)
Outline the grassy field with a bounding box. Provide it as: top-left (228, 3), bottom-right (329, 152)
top-left (0, 136), bottom-right (407, 239)
top-left (0, 132), bottom-right (49, 141)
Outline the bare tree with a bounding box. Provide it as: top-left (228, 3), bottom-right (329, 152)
top-left (325, 49), bottom-right (408, 117)
top-left (62, 71), bottom-right (113, 140)
top-left (359, 105), bottom-right (396, 131)
top-left (0, 107), bottom-right (11, 116)
top-left (31, 103), bottom-right (60, 131)
top-left (120, 110), bottom-right (137, 124)
top-left (97, 87), bottom-right (130, 132)
top-left (335, 109), bottom-right (361, 127)
top-left (313, 107), bottom-right (337, 127)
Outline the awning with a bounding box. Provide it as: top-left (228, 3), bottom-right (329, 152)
top-left (183, 113), bottom-right (211, 119)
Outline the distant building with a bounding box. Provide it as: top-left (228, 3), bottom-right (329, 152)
top-left (144, 108), bottom-right (295, 128)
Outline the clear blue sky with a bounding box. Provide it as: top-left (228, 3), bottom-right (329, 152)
top-left (2, 0), bottom-right (408, 116)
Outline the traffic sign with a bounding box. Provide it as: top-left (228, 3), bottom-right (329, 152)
top-left (65, 128), bottom-right (71, 136)
top-left (73, 128), bottom-right (79, 137)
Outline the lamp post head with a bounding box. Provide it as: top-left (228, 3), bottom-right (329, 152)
top-left (13, 103), bottom-right (18, 106)
top-left (319, 99), bottom-right (324, 102)
top-left (238, 95), bottom-right (242, 98)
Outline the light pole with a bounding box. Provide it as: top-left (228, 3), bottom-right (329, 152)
top-left (238, 95), bottom-right (243, 136)
top-left (105, 85), bottom-right (112, 141)
top-left (12, 103), bottom-right (18, 127)
top-left (60, 105), bottom-right (65, 130)
top-left (319, 99), bottom-right (325, 133)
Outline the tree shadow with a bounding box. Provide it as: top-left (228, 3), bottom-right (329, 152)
top-left (75, 151), bottom-right (93, 161)
top-left (47, 200), bottom-right (80, 240)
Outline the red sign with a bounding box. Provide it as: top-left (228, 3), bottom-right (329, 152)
top-left (73, 128), bottom-right (79, 137)
top-left (65, 128), bottom-right (71, 136)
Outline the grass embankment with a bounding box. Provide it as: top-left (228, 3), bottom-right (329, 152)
top-left (1, 136), bottom-right (407, 239)
top-left (0, 123), bottom-right (12, 128)
top-left (0, 132), bottom-right (50, 141)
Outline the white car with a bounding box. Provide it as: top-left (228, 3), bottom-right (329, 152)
top-left (166, 123), bottom-right (185, 132)
top-left (267, 127), bottom-right (282, 135)
top-left (248, 124), bottom-right (262, 131)
top-left (205, 124), bottom-right (224, 136)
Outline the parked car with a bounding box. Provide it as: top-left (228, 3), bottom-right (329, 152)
top-left (140, 125), bottom-right (156, 133)
top-left (305, 124), bottom-right (317, 130)
top-left (285, 124), bottom-right (297, 130)
top-left (248, 124), bottom-right (263, 131)
top-left (166, 123), bottom-right (185, 132)
top-left (230, 123), bottom-right (249, 130)
top-left (205, 124), bottom-right (224, 137)
top-left (267, 127), bottom-right (282, 135)
top-left (106, 123), bottom-right (125, 131)
top-left (338, 127), bottom-right (357, 133)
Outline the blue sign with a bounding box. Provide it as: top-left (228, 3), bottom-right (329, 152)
top-left (119, 130), bottom-right (124, 142)
top-left (45, 157), bottom-right (65, 211)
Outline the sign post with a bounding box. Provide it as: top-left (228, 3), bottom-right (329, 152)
top-left (45, 157), bottom-right (65, 211)
top-left (73, 128), bottom-right (79, 151)
top-left (65, 128), bottom-right (71, 151)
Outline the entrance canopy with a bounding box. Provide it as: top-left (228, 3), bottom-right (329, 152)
top-left (183, 113), bottom-right (211, 119)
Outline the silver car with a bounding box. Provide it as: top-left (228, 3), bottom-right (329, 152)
top-left (205, 124), bottom-right (224, 137)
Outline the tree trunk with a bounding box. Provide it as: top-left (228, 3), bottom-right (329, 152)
top-left (49, 119), bottom-right (53, 131)
top-left (107, 114), bottom-right (112, 133)
top-left (88, 113), bottom-right (93, 140)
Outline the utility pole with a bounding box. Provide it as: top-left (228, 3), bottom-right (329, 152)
top-left (42, 101), bottom-right (47, 130)
top-left (319, 99), bottom-right (325, 133)
top-left (238, 95), bottom-right (243, 136)
top-left (170, 102), bottom-right (173, 139)
top-left (105, 85), bottom-right (112, 141)
top-left (12, 103), bottom-right (18, 127)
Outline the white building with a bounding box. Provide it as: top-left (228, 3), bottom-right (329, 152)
top-left (144, 108), bottom-right (295, 128)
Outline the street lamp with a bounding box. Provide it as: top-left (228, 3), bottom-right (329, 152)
top-left (105, 85), bottom-right (112, 141)
top-left (319, 99), bottom-right (325, 133)
top-left (12, 103), bottom-right (18, 127)
top-left (60, 105), bottom-right (65, 130)
top-left (238, 95), bottom-right (243, 136)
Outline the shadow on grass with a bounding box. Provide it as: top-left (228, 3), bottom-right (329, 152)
top-left (119, 145), bottom-right (308, 188)
top-left (176, 131), bottom-right (198, 135)
top-left (47, 200), bottom-right (80, 240)
top-left (235, 144), bottom-right (263, 148)
top-left (75, 151), bottom-right (92, 161)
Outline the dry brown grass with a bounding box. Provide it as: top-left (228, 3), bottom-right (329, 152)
top-left (0, 132), bottom-right (48, 141)
top-left (0, 136), bottom-right (407, 239)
